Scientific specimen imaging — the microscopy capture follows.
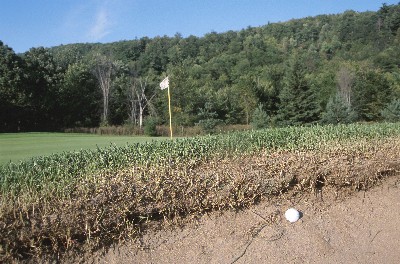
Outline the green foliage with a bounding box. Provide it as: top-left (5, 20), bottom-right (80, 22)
top-left (197, 102), bottom-right (221, 133)
top-left (0, 41), bottom-right (25, 132)
top-left (321, 93), bottom-right (358, 124)
top-left (143, 116), bottom-right (159, 136)
top-left (2, 3), bottom-right (400, 131)
top-left (276, 53), bottom-right (321, 126)
top-left (251, 104), bottom-right (269, 129)
top-left (381, 98), bottom-right (400, 122)
top-left (352, 67), bottom-right (392, 121)
top-left (0, 41), bottom-right (23, 101)
top-left (23, 47), bottom-right (64, 130)
top-left (60, 63), bottom-right (100, 127)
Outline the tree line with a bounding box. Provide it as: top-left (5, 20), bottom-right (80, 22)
top-left (1, 3), bottom-right (400, 133)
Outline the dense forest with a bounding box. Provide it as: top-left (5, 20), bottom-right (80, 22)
top-left (1, 3), bottom-right (400, 133)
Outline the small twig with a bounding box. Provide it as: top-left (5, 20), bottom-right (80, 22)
top-left (230, 210), bottom-right (283, 263)
top-left (230, 240), bottom-right (253, 264)
top-left (250, 210), bottom-right (269, 222)
top-left (265, 228), bottom-right (285, 242)
top-left (370, 230), bottom-right (382, 243)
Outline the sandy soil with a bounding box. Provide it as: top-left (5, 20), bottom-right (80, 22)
top-left (85, 174), bottom-right (400, 264)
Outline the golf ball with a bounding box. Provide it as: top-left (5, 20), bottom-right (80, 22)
top-left (285, 208), bottom-right (300, 223)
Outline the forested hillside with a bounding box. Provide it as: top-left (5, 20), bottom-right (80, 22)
top-left (1, 3), bottom-right (400, 132)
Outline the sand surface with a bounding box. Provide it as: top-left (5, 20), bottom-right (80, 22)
top-left (88, 175), bottom-right (400, 264)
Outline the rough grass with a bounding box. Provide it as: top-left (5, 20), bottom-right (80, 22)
top-left (1, 123), bottom-right (400, 263)
top-left (0, 133), bottom-right (166, 164)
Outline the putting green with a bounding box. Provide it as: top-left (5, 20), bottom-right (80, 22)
top-left (0, 132), bottom-right (166, 164)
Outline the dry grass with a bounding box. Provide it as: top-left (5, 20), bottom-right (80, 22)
top-left (65, 124), bottom-right (251, 137)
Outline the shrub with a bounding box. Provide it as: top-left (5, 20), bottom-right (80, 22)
top-left (321, 93), bottom-right (357, 124)
top-left (144, 116), bottom-right (158, 136)
top-left (197, 102), bottom-right (221, 134)
top-left (381, 98), bottom-right (400, 122)
top-left (251, 104), bottom-right (269, 129)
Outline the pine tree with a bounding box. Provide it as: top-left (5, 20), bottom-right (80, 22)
top-left (321, 93), bottom-right (358, 124)
top-left (276, 53), bottom-right (320, 126)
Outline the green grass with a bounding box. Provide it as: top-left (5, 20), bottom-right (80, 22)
top-left (0, 132), bottom-right (166, 164)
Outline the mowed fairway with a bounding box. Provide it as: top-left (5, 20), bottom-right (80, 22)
top-left (0, 133), bottom-right (166, 164)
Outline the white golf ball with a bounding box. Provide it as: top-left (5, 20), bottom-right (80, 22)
top-left (285, 208), bottom-right (300, 223)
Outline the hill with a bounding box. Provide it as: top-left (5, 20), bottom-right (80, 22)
top-left (1, 3), bottom-right (400, 132)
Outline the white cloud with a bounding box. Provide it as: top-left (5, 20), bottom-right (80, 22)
top-left (87, 7), bottom-right (111, 41)
top-left (60, 0), bottom-right (121, 44)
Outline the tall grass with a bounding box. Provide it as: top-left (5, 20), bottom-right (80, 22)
top-left (1, 123), bottom-right (400, 200)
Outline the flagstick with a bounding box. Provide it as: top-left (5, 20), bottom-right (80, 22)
top-left (167, 86), bottom-right (173, 139)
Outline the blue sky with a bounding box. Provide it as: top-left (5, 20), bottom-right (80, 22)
top-left (1, 0), bottom-right (398, 53)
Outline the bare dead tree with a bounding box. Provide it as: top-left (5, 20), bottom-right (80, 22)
top-left (336, 66), bottom-right (355, 107)
top-left (127, 76), bottom-right (156, 128)
top-left (137, 77), bottom-right (157, 129)
top-left (126, 78), bottom-right (138, 125)
top-left (92, 53), bottom-right (115, 125)
top-left (123, 66), bottom-right (139, 125)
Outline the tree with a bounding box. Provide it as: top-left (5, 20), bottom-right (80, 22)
top-left (0, 41), bottom-right (24, 132)
top-left (123, 75), bottom-right (138, 125)
top-left (256, 65), bottom-right (284, 117)
top-left (197, 102), bottom-right (221, 133)
top-left (321, 93), bottom-right (357, 124)
top-left (336, 65), bottom-right (355, 107)
top-left (60, 63), bottom-right (100, 127)
top-left (127, 76), bottom-right (156, 129)
top-left (352, 67), bottom-right (392, 121)
top-left (3, 3), bottom-right (400, 132)
top-left (92, 53), bottom-right (116, 125)
top-left (23, 47), bottom-right (62, 130)
top-left (231, 74), bottom-right (259, 125)
top-left (276, 53), bottom-right (320, 126)
top-left (166, 62), bottom-right (203, 126)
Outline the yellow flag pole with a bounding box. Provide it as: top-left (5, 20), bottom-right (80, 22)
top-left (160, 76), bottom-right (172, 139)
top-left (167, 85), bottom-right (173, 139)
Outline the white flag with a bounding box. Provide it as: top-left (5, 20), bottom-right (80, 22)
top-left (160, 76), bottom-right (169, 90)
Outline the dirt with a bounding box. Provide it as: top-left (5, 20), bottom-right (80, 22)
top-left (82, 174), bottom-right (400, 264)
